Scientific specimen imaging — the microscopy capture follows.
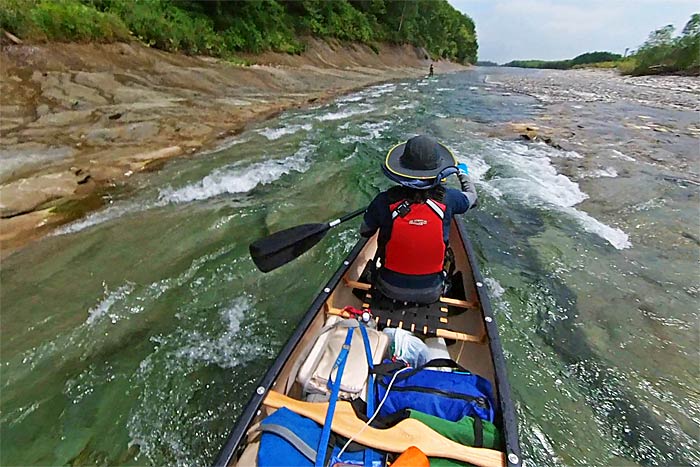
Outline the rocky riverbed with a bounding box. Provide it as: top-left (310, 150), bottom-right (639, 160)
top-left (0, 38), bottom-right (457, 256)
top-left (483, 68), bottom-right (699, 185)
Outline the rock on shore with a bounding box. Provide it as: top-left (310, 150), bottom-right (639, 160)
top-left (0, 38), bottom-right (458, 255)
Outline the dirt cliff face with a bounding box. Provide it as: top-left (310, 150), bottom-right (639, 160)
top-left (0, 38), bottom-right (461, 255)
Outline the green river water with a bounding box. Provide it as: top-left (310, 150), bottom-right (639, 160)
top-left (1, 69), bottom-right (698, 466)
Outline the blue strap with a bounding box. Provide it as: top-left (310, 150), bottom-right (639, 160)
top-left (315, 327), bottom-right (354, 467)
top-left (358, 325), bottom-right (375, 467)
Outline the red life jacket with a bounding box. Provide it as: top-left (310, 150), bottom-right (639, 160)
top-left (384, 198), bottom-right (446, 275)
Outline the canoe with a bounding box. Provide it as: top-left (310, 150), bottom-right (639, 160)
top-left (213, 217), bottom-right (522, 467)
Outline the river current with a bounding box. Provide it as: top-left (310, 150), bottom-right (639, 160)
top-left (1, 68), bottom-right (698, 466)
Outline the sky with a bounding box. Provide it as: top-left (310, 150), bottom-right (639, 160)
top-left (447, 0), bottom-right (700, 63)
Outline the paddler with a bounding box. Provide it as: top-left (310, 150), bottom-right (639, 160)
top-left (360, 135), bottom-right (477, 304)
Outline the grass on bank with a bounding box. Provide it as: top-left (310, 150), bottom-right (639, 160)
top-left (0, 0), bottom-right (129, 42)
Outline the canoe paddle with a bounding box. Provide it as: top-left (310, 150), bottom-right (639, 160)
top-left (249, 207), bottom-right (366, 272)
top-left (263, 391), bottom-right (506, 467)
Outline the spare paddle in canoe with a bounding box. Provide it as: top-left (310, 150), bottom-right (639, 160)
top-left (263, 390), bottom-right (506, 467)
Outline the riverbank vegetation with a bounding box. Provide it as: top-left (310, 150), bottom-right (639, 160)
top-left (502, 51), bottom-right (621, 70)
top-left (501, 13), bottom-right (699, 76)
top-left (0, 0), bottom-right (478, 63)
top-left (620, 13), bottom-right (699, 75)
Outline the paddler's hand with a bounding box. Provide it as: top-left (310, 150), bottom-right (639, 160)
top-left (455, 164), bottom-right (476, 209)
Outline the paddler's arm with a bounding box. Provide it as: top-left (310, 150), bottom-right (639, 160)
top-left (453, 162), bottom-right (477, 211)
top-left (457, 171), bottom-right (478, 210)
top-left (360, 193), bottom-right (387, 238)
top-left (359, 220), bottom-right (376, 238)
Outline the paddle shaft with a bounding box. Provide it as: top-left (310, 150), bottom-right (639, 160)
top-left (330, 207), bottom-right (366, 227)
top-left (263, 391), bottom-right (505, 467)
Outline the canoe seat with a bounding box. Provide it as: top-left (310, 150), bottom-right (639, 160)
top-left (340, 279), bottom-right (485, 344)
top-left (343, 279), bottom-right (478, 309)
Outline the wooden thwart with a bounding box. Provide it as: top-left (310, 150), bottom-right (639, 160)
top-left (325, 306), bottom-right (484, 343)
top-left (440, 296), bottom-right (478, 308)
top-left (263, 391), bottom-right (506, 467)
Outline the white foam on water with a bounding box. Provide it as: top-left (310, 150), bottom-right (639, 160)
top-left (436, 87), bottom-right (455, 91)
top-left (486, 140), bottom-right (631, 249)
top-left (452, 149), bottom-right (503, 199)
top-left (610, 149), bottom-right (636, 162)
top-left (531, 423), bottom-right (562, 462)
top-left (6, 246), bottom-right (234, 396)
top-left (339, 120), bottom-right (391, 144)
top-left (367, 83), bottom-right (396, 97)
top-left (54, 142), bottom-right (317, 234)
top-left (208, 213), bottom-right (238, 231)
top-left (175, 297), bottom-right (249, 368)
top-left (452, 149), bottom-right (491, 181)
top-left (626, 198), bottom-right (666, 213)
top-left (564, 207), bottom-right (631, 249)
top-left (159, 144), bottom-right (315, 204)
top-left (315, 105), bottom-right (376, 121)
top-left (339, 134), bottom-right (366, 144)
top-left (359, 120), bottom-right (391, 137)
top-left (323, 228), bottom-right (360, 266)
top-left (537, 142), bottom-right (583, 159)
top-left (257, 123), bottom-right (312, 140)
top-left (587, 167), bottom-right (619, 178)
top-left (395, 102), bottom-right (416, 110)
top-left (489, 141), bottom-right (589, 205)
top-left (85, 283), bottom-right (135, 325)
top-left (484, 277), bottom-right (506, 299)
top-left (126, 290), bottom-right (274, 467)
top-left (337, 94), bottom-right (365, 103)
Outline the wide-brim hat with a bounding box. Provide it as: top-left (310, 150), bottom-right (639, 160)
top-left (384, 135), bottom-right (457, 180)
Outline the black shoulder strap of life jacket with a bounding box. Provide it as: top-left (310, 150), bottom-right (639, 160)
top-left (390, 196), bottom-right (445, 220)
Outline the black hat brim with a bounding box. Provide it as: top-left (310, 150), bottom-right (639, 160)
top-left (384, 141), bottom-right (457, 179)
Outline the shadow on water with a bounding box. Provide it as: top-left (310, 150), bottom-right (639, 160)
top-left (467, 204), bottom-right (693, 466)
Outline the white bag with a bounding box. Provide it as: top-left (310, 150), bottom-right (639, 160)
top-left (297, 316), bottom-right (389, 398)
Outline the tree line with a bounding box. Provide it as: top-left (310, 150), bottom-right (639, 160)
top-left (502, 51), bottom-right (622, 70)
top-left (0, 0), bottom-right (478, 64)
top-left (498, 13), bottom-right (699, 75)
top-left (621, 13), bottom-right (699, 75)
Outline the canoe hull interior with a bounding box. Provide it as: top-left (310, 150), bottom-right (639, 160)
top-left (213, 217), bottom-right (521, 467)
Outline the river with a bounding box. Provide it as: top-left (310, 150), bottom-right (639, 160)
top-left (1, 68), bottom-right (698, 466)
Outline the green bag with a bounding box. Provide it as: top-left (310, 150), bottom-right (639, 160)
top-left (408, 410), bottom-right (503, 467)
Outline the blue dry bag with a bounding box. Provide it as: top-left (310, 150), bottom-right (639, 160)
top-left (258, 407), bottom-right (383, 467)
top-left (375, 358), bottom-right (496, 423)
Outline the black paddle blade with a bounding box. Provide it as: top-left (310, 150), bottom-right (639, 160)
top-left (249, 223), bottom-right (330, 272)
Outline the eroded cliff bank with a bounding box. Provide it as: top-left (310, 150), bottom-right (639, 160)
top-left (0, 37), bottom-right (461, 255)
